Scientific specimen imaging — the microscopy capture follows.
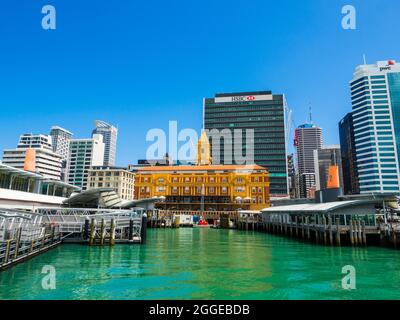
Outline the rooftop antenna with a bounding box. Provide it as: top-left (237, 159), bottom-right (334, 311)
top-left (363, 54), bottom-right (367, 65)
top-left (308, 104), bottom-right (313, 125)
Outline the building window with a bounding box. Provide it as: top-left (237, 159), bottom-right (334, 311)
top-left (209, 187), bottom-right (215, 193)
top-left (221, 187), bottom-right (227, 193)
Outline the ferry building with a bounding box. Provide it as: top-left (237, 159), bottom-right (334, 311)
top-left (133, 133), bottom-right (270, 211)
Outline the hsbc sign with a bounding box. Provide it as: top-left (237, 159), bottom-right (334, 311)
top-left (215, 94), bottom-right (273, 103)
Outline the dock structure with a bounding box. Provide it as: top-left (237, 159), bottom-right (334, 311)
top-left (0, 207), bottom-right (147, 272)
top-left (0, 209), bottom-right (62, 271)
top-left (37, 207), bottom-right (146, 244)
top-left (255, 199), bottom-right (400, 247)
top-left (147, 210), bottom-right (240, 229)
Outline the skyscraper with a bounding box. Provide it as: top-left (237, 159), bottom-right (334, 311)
top-left (67, 134), bottom-right (105, 190)
top-left (339, 113), bottom-right (360, 195)
top-left (92, 120), bottom-right (118, 166)
top-left (350, 60), bottom-right (400, 193)
top-left (2, 133), bottom-right (62, 180)
top-left (50, 126), bottom-right (73, 182)
top-left (294, 123), bottom-right (323, 198)
top-left (287, 154), bottom-right (298, 198)
top-left (203, 91), bottom-right (288, 199)
top-left (50, 126), bottom-right (73, 161)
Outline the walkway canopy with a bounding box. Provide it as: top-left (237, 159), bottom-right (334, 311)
top-left (261, 200), bottom-right (377, 215)
top-left (62, 188), bottom-right (162, 209)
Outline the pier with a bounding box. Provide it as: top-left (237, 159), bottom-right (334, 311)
top-left (0, 207), bottom-right (147, 272)
top-left (0, 209), bottom-right (62, 271)
top-left (37, 207), bottom-right (146, 244)
top-left (147, 197), bottom-right (400, 249)
top-left (256, 199), bottom-right (400, 248)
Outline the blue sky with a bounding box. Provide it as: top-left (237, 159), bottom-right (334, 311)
top-left (0, 0), bottom-right (399, 166)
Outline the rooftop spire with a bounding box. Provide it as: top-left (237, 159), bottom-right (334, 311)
top-left (308, 104), bottom-right (313, 125)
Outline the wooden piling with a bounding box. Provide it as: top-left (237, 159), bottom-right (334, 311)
top-left (295, 216), bottom-right (298, 237)
top-left (357, 220), bottom-right (362, 246)
top-left (328, 217), bottom-right (333, 246)
top-left (323, 216), bottom-right (327, 245)
top-left (301, 217), bottom-right (305, 239)
top-left (4, 240), bottom-right (11, 263)
top-left (284, 218), bottom-right (288, 235)
top-left (306, 217), bottom-right (311, 240)
top-left (89, 218), bottom-right (96, 246)
top-left (110, 218), bottom-right (116, 246)
top-left (349, 219), bottom-right (354, 246)
top-left (289, 219), bottom-right (293, 237)
top-left (353, 220), bottom-right (359, 246)
top-left (100, 219), bottom-right (105, 245)
top-left (129, 219), bottom-right (134, 240)
top-left (335, 218), bottom-right (341, 246)
top-left (361, 220), bottom-right (367, 246)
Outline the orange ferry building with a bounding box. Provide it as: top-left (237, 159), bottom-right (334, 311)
top-left (133, 133), bottom-right (270, 211)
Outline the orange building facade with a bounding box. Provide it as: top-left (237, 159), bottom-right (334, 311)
top-left (133, 165), bottom-right (270, 211)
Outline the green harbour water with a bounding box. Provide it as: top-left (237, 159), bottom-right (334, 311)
top-left (1, 228), bottom-right (400, 300)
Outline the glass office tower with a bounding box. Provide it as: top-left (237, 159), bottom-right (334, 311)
top-left (350, 60), bottom-right (400, 193)
top-left (203, 91), bottom-right (288, 198)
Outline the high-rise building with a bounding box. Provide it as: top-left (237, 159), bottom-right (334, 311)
top-left (50, 126), bottom-right (73, 182)
top-left (339, 113), bottom-right (360, 195)
top-left (92, 120), bottom-right (118, 166)
top-left (287, 154), bottom-right (297, 198)
top-left (294, 123), bottom-right (323, 198)
top-left (50, 126), bottom-right (72, 161)
top-left (350, 60), bottom-right (400, 193)
top-left (313, 145), bottom-right (343, 191)
top-left (2, 134), bottom-right (62, 180)
top-left (67, 134), bottom-right (105, 190)
top-left (203, 91), bottom-right (288, 199)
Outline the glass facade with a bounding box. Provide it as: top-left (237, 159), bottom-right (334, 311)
top-left (204, 91), bottom-right (288, 197)
top-left (351, 63), bottom-right (400, 193)
top-left (339, 113), bottom-right (360, 194)
top-left (388, 73), bottom-right (400, 171)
